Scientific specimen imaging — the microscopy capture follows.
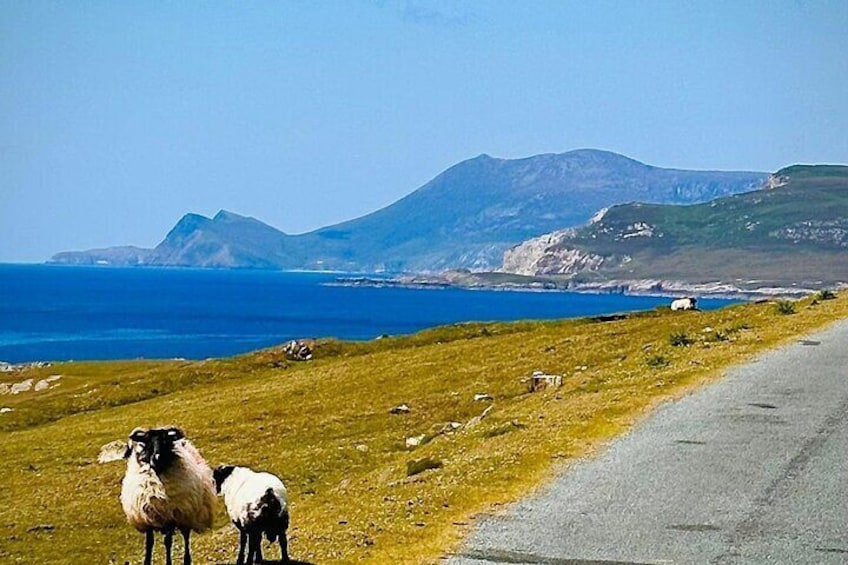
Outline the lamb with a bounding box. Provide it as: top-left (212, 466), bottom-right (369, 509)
top-left (670, 297), bottom-right (698, 311)
top-left (214, 464), bottom-right (290, 565)
top-left (119, 427), bottom-right (217, 565)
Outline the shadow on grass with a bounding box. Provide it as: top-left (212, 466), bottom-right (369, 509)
top-left (215, 559), bottom-right (315, 565)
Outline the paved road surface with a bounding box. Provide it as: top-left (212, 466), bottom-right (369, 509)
top-left (450, 320), bottom-right (848, 564)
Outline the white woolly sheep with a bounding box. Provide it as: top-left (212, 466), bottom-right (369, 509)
top-left (670, 297), bottom-right (698, 311)
top-left (213, 465), bottom-right (290, 565)
top-left (120, 427), bottom-right (217, 565)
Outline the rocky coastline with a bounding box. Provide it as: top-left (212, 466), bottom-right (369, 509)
top-left (328, 272), bottom-right (833, 300)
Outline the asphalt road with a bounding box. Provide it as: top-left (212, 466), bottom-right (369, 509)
top-left (450, 320), bottom-right (848, 565)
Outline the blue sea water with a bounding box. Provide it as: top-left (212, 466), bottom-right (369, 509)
top-left (0, 264), bottom-right (738, 363)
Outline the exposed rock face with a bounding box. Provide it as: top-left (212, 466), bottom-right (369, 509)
top-left (764, 174), bottom-right (790, 190)
top-left (769, 219), bottom-right (848, 247)
top-left (502, 230), bottom-right (608, 276)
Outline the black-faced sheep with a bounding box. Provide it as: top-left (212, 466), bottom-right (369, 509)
top-left (120, 427), bottom-right (217, 565)
top-left (213, 465), bottom-right (290, 565)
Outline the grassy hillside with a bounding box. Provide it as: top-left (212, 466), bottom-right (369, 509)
top-left (566, 165), bottom-right (848, 284)
top-left (505, 165), bottom-right (848, 287)
top-left (2, 294), bottom-right (847, 564)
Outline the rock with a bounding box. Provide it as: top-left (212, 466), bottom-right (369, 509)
top-left (355, 444), bottom-right (369, 453)
top-left (284, 340), bottom-right (314, 361)
top-left (0, 383), bottom-right (10, 395)
top-left (473, 393), bottom-right (493, 402)
top-left (465, 405), bottom-right (494, 429)
top-left (389, 404), bottom-right (410, 414)
top-left (0, 407), bottom-right (12, 414)
top-left (405, 435), bottom-right (426, 449)
top-left (34, 380), bottom-right (50, 392)
top-left (502, 229), bottom-right (608, 276)
top-left (11, 379), bottom-right (33, 394)
top-left (528, 372), bottom-right (564, 392)
top-left (438, 422), bottom-right (463, 434)
top-left (45, 375), bottom-right (62, 383)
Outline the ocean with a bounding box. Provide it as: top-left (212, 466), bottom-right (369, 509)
top-left (0, 264), bottom-right (738, 363)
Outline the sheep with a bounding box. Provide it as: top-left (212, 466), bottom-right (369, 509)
top-left (670, 296), bottom-right (698, 311)
top-left (120, 427), bottom-right (217, 565)
top-left (213, 465), bottom-right (290, 565)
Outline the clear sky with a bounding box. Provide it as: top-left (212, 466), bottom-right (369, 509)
top-left (2, 1), bottom-right (847, 262)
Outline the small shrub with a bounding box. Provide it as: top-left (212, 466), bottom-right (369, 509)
top-left (815, 289), bottom-right (837, 301)
top-left (775, 300), bottom-right (796, 315)
top-left (646, 355), bottom-right (670, 368)
top-left (669, 332), bottom-right (693, 347)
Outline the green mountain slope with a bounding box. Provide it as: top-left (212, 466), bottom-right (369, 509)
top-left (503, 165), bottom-right (848, 286)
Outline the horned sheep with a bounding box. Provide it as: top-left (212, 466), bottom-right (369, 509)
top-left (214, 464), bottom-right (291, 565)
top-left (119, 427), bottom-right (217, 565)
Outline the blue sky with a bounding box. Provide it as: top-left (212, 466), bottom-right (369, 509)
top-left (2, 1), bottom-right (847, 262)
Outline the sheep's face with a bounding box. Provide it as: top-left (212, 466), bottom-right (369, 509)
top-left (126, 427), bottom-right (185, 473)
top-left (213, 465), bottom-right (236, 494)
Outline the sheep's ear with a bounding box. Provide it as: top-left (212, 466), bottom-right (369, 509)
top-left (129, 428), bottom-right (147, 442)
top-left (167, 427), bottom-right (185, 440)
top-left (98, 440), bottom-right (130, 464)
top-left (213, 465), bottom-right (236, 493)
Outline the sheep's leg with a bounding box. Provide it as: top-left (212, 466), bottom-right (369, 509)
top-left (279, 533), bottom-right (289, 563)
top-left (246, 531), bottom-right (260, 565)
top-left (236, 528), bottom-right (247, 565)
top-left (144, 530), bottom-right (155, 565)
top-left (255, 539), bottom-right (263, 564)
top-left (180, 527), bottom-right (192, 565)
top-left (164, 528), bottom-right (174, 565)
top-left (280, 512), bottom-right (290, 563)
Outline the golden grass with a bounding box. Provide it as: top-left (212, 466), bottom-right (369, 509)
top-left (1, 294), bottom-right (847, 564)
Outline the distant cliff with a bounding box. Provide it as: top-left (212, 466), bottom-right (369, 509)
top-left (50, 149), bottom-right (765, 272)
top-left (50, 246), bottom-right (152, 266)
top-left (500, 165), bottom-right (848, 288)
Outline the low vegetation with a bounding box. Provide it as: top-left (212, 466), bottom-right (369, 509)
top-left (1, 293), bottom-right (847, 564)
top-left (814, 289), bottom-right (837, 302)
top-left (775, 300), bottom-right (797, 315)
top-left (668, 331), bottom-right (693, 347)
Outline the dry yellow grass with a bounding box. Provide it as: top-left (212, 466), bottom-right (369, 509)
top-left (1, 293), bottom-right (846, 564)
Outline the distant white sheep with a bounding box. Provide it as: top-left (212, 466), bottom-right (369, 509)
top-left (214, 465), bottom-right (291, 565)
top-left (670, 297), bottom-right (698, 311)
top-left (119, 427), bottom-right (217, 565)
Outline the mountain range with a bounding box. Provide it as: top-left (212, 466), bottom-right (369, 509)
top-left (502, 165), bottom-right (848, 288)
top-left (50, 149), bottom-right (766, 272)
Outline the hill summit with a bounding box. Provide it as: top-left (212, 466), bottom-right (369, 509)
top-left (50, 149), bottom-right (765, 272)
